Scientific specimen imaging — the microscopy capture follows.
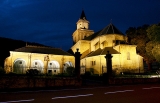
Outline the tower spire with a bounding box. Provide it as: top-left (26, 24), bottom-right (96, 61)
top-left (80, 9), bottom-right (87, 20)
top-left (72, 9), bottom-right (94, 44)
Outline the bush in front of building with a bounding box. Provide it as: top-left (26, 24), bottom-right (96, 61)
top-left (0, 66), bottom-right (6, 75)
top-left (26, 69), bottom-right (39, 76)
top-left (66, 67), bottom-right (75, 76)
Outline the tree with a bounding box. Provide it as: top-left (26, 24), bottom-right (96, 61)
top-left (145, 41), bottom-right (156, 70)
top-left (0, 51), bottom-right (10, 68)
top-left (147, 24), bottom-right (160, 62)
top-left (152, 44), bottom-right (160, 63)
top-left (126, 24), bottom-right (155, 70)
top-left (147, 24), bottom-right (160, 43)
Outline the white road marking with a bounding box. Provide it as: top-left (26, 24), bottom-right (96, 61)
top-left (104, 90), bottom-right (134, 94)
top-left (52, 94), bottom-right (93, 99)
top-left (0, 99), bottom-right (34, 103)
top-left (143, 87), bottom-right (160, 90)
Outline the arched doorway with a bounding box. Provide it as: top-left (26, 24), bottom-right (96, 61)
top-left (47, 60), bottom-right (60, 75)
top-left (31, 60), bottom-right (44, 73)
top-left (13, 59), bottom-right (26, 74)
top-left (63, 61), bottom-right (74, 73)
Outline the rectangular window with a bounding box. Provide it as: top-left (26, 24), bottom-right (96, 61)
top-left (91, 61), bottom-right (93, 66)
top-left (91, 61), bottom-right (96, 66)
top-left (94, 61), bottom-right (96, 65)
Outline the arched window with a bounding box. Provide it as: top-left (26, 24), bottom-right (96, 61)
top-left (63, 61), bottom-right (74, 73)
top-left (31, 60), bottom-right (44, 73)
top-left (47, 60), bottom-right (60, 75)
top-left (13, 59), bottom-right (26, 74)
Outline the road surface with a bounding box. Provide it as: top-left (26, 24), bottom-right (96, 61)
top-left (0, 84), bottom-right (160, 103)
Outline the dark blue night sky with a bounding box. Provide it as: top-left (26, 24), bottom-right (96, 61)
top-left (0, 0), bottom-right (160, 51)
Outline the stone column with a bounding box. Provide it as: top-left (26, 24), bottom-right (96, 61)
top-left (44, 55), bottom-right (50, 74)
top-left (105, 51), bottom-right (113, 83)
top-left (74, 48), bottom-right (82, 78)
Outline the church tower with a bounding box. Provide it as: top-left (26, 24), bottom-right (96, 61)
top-left (72, 10), bottom-right (94, 44)
top-left (77, 10), bottom-right (89, 29)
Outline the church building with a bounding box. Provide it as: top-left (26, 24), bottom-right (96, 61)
top-left (4, 10), bottom-right (144, 75)
top-left (70, 10), bottom-right (144, 75)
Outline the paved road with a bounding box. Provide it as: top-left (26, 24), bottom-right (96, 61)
top-left (0, 84), bottom-right (160, 103)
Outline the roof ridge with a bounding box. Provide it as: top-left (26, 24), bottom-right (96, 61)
top-left (26, 45), bottom-right (52, 48)
top-left (100, 48), bottom-right (105, 55)
top-left (98, 24), bottom-right (109, 36)
top-left (110, 23), bottom-right (115, 34)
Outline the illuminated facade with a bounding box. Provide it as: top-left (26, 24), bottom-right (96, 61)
top-left (4, 10), bottom-right (144, 75)
top-left (71, 10), bottom-right (144, 75)
top-left (4, 46), bottom-right (75, 74)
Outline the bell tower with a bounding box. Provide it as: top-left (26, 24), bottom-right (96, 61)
top-left (72, 10), bottom-right (94, 44)
top-left (76, 10), bottom-right (89, 30)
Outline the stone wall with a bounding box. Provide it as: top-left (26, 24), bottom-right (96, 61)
top-left (0, 76), bottom-right (82, 90)
top-left (109, 78), bottom-right (160, 85)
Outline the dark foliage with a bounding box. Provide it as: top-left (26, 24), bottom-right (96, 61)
top-left (126, 24), bottom-right (156, 70)
top-left (66, 67), bottom-right (75, 76)
top-left (26, 69), bottom-right (39, 76)
top-left (0, 66), bottom-right (6, 75)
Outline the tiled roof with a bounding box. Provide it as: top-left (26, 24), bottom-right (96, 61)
top-left (86, 47), bottom-right (120, 57)
top-left (83, 30), bottom-right (101, 40)
top-left (81, 49), bottom-right (90, 59)
top-left (84, 23), bottom-right (124, 40)
top-left (14, 45), bottom-right (73, 56)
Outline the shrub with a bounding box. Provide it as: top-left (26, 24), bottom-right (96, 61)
top-left (90, 68), bottom-right (94, 75)
top-left (0, 66), bottom-right (6, 75)
top-left (26, 69), bottom-right (39, 76)
top-left (66, 67), bottom-right (75, 76)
